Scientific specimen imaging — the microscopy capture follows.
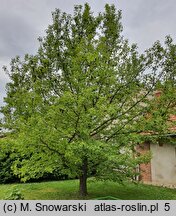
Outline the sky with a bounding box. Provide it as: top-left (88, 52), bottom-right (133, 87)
top-left (0, 0), bottom-right (176, 107)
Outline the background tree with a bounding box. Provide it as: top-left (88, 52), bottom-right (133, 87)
top-left (138, 36), bottom-right (176, 142)
top-left (0, 136), bottom-right (20, 184)
top-left (1, 4), bottom-right (169, 196)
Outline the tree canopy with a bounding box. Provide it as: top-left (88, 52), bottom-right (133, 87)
top-left (1, 3), bottom-right (175, 196)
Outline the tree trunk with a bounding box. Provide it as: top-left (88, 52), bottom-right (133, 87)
top-left (79, 157), bottom-right (88, 197)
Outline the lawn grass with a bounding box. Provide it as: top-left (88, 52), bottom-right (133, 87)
top-left (0, 179), bottom-right (176, 200)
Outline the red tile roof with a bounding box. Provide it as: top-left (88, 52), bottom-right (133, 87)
top-left (169, 115), bottom-right (176, 121)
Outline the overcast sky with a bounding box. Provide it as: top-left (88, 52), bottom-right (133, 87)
top-left (0, 0), bottom-right (176, 107)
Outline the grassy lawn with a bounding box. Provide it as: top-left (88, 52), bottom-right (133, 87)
top-left (0, 179), bottom-right (176, 200)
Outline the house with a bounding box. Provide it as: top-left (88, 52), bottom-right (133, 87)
top-left (136, 89), bottom-right (176, 185)
top-left (138, 114), bottom-right (176, 185)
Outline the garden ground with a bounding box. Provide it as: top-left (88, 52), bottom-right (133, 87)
top-left (1, 179), bottom-right (176, 200)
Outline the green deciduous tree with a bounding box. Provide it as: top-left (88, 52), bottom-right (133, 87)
top-left (139, 36), bottom-right (176, 140)
top-left (1, 4), bottom-right (173, 196)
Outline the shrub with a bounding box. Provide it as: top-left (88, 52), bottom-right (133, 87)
top-left (5, 187), bottom-right (24, 200)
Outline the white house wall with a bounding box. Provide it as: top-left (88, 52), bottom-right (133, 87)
top-left (151, 143), bottom-right (176, 185)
